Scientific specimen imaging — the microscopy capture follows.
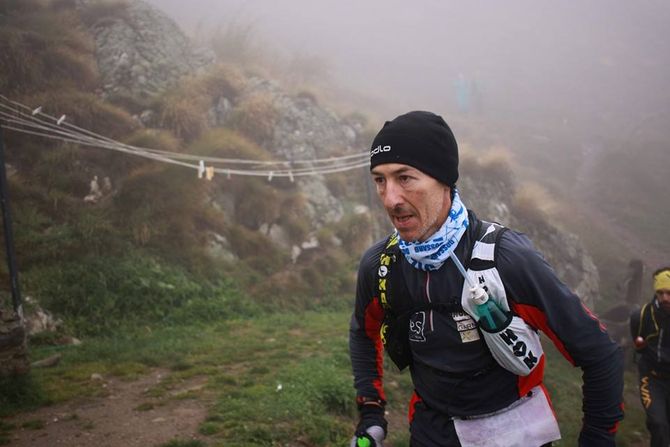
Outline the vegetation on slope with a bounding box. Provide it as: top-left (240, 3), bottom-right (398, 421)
top-left (0, 1), bottom-right (652, 445)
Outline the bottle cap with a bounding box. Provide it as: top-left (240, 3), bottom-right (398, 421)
top-left (470, 286), bottom-right (489, 305)
top-left (357, 436), bottom-right (371, 447)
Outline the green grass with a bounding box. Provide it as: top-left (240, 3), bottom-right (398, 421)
top-left (20, 419), bottom-right (45, 430)
top-left (159, 439), bottom-right (206, 447)
top-left (0, 420), bottom-right (15, 446)
top-left (542, 337), bottom-right (648, 446)
top-left (1, 312), bottom-right (650, 446)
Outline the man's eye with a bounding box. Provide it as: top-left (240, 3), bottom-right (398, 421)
top-left (373, 177), bottom-right (385, 184)
top-left (399, 175), bottom-right (411, 183)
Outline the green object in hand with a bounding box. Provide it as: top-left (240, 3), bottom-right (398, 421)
top-left (357, 436), bottom-right (371, 447)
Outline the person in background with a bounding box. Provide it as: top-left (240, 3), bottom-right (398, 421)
top-left (631, 267), bottom-right (670, 447)
top-left (349, 111), bottom-right (624, 446)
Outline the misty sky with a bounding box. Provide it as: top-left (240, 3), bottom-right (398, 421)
top-left (144, 0), bottom-right (670, 194)
top-left (146, 0), bottom-right (670, 120)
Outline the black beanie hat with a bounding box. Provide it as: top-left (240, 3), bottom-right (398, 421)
top-left (370, 111), bottom-right (459, 186)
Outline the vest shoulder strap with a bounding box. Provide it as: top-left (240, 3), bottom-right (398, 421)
top-left (638, 302), bottom-right (660, 340)
top-left (468, 220), bottom-right (507, 271)
top-left (377, 233), bottom-right (411, 316)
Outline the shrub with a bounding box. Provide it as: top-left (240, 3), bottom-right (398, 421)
top-left (23, 254), bottom-right (250, 335)
top-left (113, 164), bottom-right (208, 253)
top-left (335, 213), bottom-right (372, 252)
top-left (478, 146), bottom-right (515, 187)
top-left (115, 129), bottom-right (182, 176)
top-left (226, 224), bottom-right (285, 265)
top-left (187, 128), bottom-right (270, 161)
top-left (228, 93), bottom-right (277, 145)
top-left (196, 64), bottom-right (246, 102)
top-left (124, 129), bottom-right (181, 152)
top-left (460, 145), bottom-right (515, 189)
top-left (158, 94), bottom-right (208, 142)
top-left (0, 10), bottom-right (97, 94)
top-left (232, 178), bottom-right (280, 230)
top-left (272, 192), bottom-right (308, 243)
top-left (32, 144), bottom-right (89, 197)
top-left (511, 182), bottom-right (554, 227)
top-left (0, 374), bottom-right (46, 417)
top-left (156, 65), bottom-right (246, 143)
top-left (23, 90), bottom-right (137, 138)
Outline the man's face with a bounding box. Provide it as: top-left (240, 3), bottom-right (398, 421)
top-left (657, 289), bottom-right (670, 313)
top-left (371, 163), bottom-right (451, 242)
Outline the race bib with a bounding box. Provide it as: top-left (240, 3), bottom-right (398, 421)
top-left (453, 386), bottom-right (561, 447)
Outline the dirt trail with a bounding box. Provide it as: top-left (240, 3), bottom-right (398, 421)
top-left (4, 369), bottom-right (209, 447)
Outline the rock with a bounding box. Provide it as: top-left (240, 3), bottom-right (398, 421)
top-left (32, 354), bottom-right (62, 368)
top-left (23, 297), bottom-right (63, 335)
top-left (259, 223), bottom-right (291, 249)
top-left (84, 0), bottom-right (214, 100)
top-left (205, 232), bottom-right (238, 262)
top-left (0, 312), bottom-right (29, 376)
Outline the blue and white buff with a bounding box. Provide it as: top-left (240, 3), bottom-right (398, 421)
top-left (398, 189), bottom-right (469, 271)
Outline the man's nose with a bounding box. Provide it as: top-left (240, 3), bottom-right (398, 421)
top-left (382, 181), bottom-right (403, 209)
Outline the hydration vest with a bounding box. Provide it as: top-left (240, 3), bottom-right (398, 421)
top-left (635, 302), bottom-right (660, 342)
top-left (377, 218), bottom-right (505, 370)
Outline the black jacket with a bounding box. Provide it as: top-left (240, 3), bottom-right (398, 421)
top-left (349, 213), bottom-right (624, 445)
top-left (630, 297), bottom-right (670, 375)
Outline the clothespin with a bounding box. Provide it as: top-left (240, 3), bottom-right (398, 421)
top-left (56, 115), bottom-right (66, 125)
top-left (205, 166), bottom-right (214, 181)
top-left (198, 160), bottom-right (205, 179)
top-left (32, 106), bottom-right (42, 115)
top-left (226, 170), bottom-right (231, 180)
top-left (288, 171), bottom-right (294, 183)
top-left (267, 171), bottom-right (273, 182)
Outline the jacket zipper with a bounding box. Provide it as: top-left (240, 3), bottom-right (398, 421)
top-left (426, 271), bottom-right (434, 330)
top-left (659, 328), bottom-right (664, 363)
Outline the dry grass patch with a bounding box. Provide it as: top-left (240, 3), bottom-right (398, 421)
top-left (228, 93), bottom-right (278, 145)
top-left (511, 182), bottom-right (556, 226)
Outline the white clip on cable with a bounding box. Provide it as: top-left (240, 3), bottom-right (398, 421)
top-left (198, 160), bottom-right (205, 179)
top-left (32, 106), bottom-right (42, 116)
top-left (56, 115), bottom-right (66, 125)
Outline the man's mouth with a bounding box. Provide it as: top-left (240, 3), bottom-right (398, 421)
top-left (392, 213), bottom-right (415, 229)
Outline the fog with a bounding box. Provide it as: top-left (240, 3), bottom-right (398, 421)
top-left (146, 0), bottom-right (669, 262)
top-left (146, 0), bottom-right (670, 129)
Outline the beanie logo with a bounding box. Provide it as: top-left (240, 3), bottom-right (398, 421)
top-left (370, 145), bottom-right (391, 157)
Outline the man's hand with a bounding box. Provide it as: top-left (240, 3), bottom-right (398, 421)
top-left (351, 400), bottom-right (387, 447)
top-left (350, 425), bottom-right (385, 447)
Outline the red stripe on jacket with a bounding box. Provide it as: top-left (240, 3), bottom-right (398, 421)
top-left (364, 296), bottom-right (386, 401)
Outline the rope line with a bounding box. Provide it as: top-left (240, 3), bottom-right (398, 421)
top-left (0, 95), bottom-right (371, 178)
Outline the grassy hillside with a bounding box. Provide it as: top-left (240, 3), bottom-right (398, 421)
top-left (0, 2), bottom-right (653, 445)
top-left (0, 312), bottom-right (649, 446)
top-left (0, 0), bottom-right (364, 337)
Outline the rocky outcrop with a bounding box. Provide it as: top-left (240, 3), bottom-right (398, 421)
top-left (230, 78), bottom-right (365, 226)
top-left (83, 0), bottom-right (213, 100)
top-left (83, 0), bottom-right (600, 305)
top-left (460, 175), bottom-right (600, 307)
